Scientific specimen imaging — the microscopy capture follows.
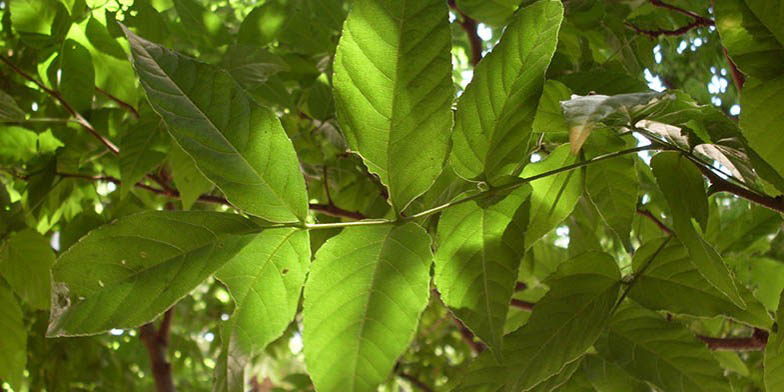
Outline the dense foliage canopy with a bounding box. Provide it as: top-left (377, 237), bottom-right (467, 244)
top-left (2, 0), bottom-right (784, 391)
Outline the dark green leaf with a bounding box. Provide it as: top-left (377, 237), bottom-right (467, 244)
top-left (764, 289), bottom-right (784, 391)
top-left (456, 251), bottom-right (621, 391)
top-left (629, 238), bottom-right (772, 328)
top-left (650, 152), bottom-right (745, 308)
top-left (0, 283), bottom-right (25, 390)
top-left (0, 229), bottom-right (55, 310)
top-left (598, 302), bottom-right (731, 392)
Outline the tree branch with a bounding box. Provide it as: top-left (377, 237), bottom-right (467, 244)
top-left (450, 315), bottom-right (486, 354)
top-left (691, 159), bottom-right (784, 214)
top-left (447, 0), bottom-right (483, 66)
top-left (625, 0), bottom-right (714, 39)
top-left (510, 299), bottom-right (535, 311)
top-left (636, 208), bottom-right (674, 234)
top-left (697, 328), bottom-right (768, 351)
top-left (95, 86), bottom-right (140, 119)
top-left (395, 364), bottom-right (434, 392)
top-left (0, 55), bottom-right (120, 155)
top-left (139, 309), bottom-right (176, 392)
top-left (57, 172), bottom-right (368, 220)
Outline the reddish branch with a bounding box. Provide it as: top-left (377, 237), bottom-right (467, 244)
top-left (139, 309), bottom-right (176, 392)
top-left (698, 328), bottom-right (768, 351)
top-left (450, 315), bottom-right (486, 354)
top-left (57, 172), bottom-right (367, 220)
top-left (447, 0), bottom-right (483, 66)
top-left (636, 208), bottom-right (674, 234)
top-left (395, 364), bottom-right (434, 392)
top-left (95, 86), bottom-right (140, 119)
top-left (625, 0), bottom-right (714, 39)
top-left (0, 55), bottom-right (120, 155)
top-left (692, 160), bottom-right (784, 214)
top-left (510, 299), bottom-right (535, 311)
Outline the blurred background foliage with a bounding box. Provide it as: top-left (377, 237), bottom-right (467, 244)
top-left (0, 0), bottom-right (772, 390)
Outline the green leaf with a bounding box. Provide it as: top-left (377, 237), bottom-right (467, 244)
top-left (215, 228), bottom-right (310, 363)
top-left (456, 251), bottom-right (621, 391)
top-left (333, 0), bottom-right (454, 213)
top-left (0, 283), bottom-right (25, 390)
top-left (238, 2), bottom-right (287, 46)
top-left (740, 77), bottom-right (784, 179)
top-left (434, 185), bottom-right (531, 353)
top-left (584, 134), bottom-right (637, 244)
top-left (303, 223), bottom-right (433, 392)
top-left (68, 17), bottom-right (139, 105)
top-left (532, 79), bottom-right (572, 134)
top-left (764, 289), bottom-right (784, 391)
top-left (118, 117), bottom-right (167, 198)
top-left (9, 0), bottom-right (59, 35)
top-left (59, 39), bottom-right (95, 112)
top-left (523, 144), bottom-right (583, 249)
top-left (169, 142), bottom-right (214, 210)
top-left (0, 90), bottom-right (26, 121)
top-left (0, 229), bottom-right (55, 310)
top-left (714, 0), bottom-right (784, 80)
top-left (173, 0), bottom-right (229, 45)
top-left (629, 238), bottom-right (772, 328)
top-left (650, 152), bottom-right (745, 308)
top-left (123, 27), bottom-right (308, 223)
top-left (579, 355), bottom-right (649, 392)
top-left (0, 126), bottom-right (38, 164)
top-left (455, 0), bottom-right (522, 26)
top-left (560, 92), bottom-right (659, 154)
top-left (598, 302), bottom-right (731, 392)
top-left (451, 0), bottom-right (563, 182)
top-left (744, 0), bottom-right (784, 49)
top-left (48, 211), bottom-right (260, 336)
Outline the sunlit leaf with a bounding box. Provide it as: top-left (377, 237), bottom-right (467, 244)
top-left (451, 0), bottom-right (563, 181)
top-left (303, 223), bottom-right (432, 392)
top-left (333, 0), bottom-right (454, 213)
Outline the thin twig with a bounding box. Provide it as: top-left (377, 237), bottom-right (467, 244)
top-left (0, 55), bottom-right (120, 154)
top-left (690, 157), bottom-right (784, 214)
top-left (636, 208), bottom-right (673, 234)
top-left (625, 0), bottom-right (714, 39)
top-left (450, 315), bottom-right (486, 354)
top-left (510, 299), bottom-right (535, 311)
top-left (722, 47), bottom-right (745, 93)
top-left (95, 86), bottom-right (140, 119)
top-left (57, 172), bottom-right (368, 220)
top-left (395, 364), bottom-right (434, 392)
top-left (447, 0), bottom-right (483, 66)
top-left (697, 328), bottom-right (768, 351)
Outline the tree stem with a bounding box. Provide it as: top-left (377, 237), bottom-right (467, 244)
top-left (139, 309), bottom-right (176, 392)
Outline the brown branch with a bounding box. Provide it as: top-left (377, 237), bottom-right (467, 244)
top-left (691, 161), bottom-right (784, 214)
top-left (96, 86), bottom-right (140, 119)
top-left (648, 0), bottom-right (713, 25)
top-left (625, 0), bottom-right (714, 39)
top-left (624, 19), bottom-right (712, 39)
top-left (0, 55), bottom-right (120, 155)
top-left (57, 172), bottom-right (368, 220)
top-left (510, 299), bottom-right (535, 311)
top-left (139, 309), bottom-right (176, 392)
top-left (447, 0), bottom-right (483, 66)
top-left (515, 282), bottom-right (527, 292)
top-left (450, 315), bottom-right (486, 354)
top-left (395, 364), bottom-right (434, 392)
top-left (309, 203), bottom-right (366, 220)
top-left (697, 328), bottom-right (768, 351)
top-left (636, 208), bottom-right (674, 235)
